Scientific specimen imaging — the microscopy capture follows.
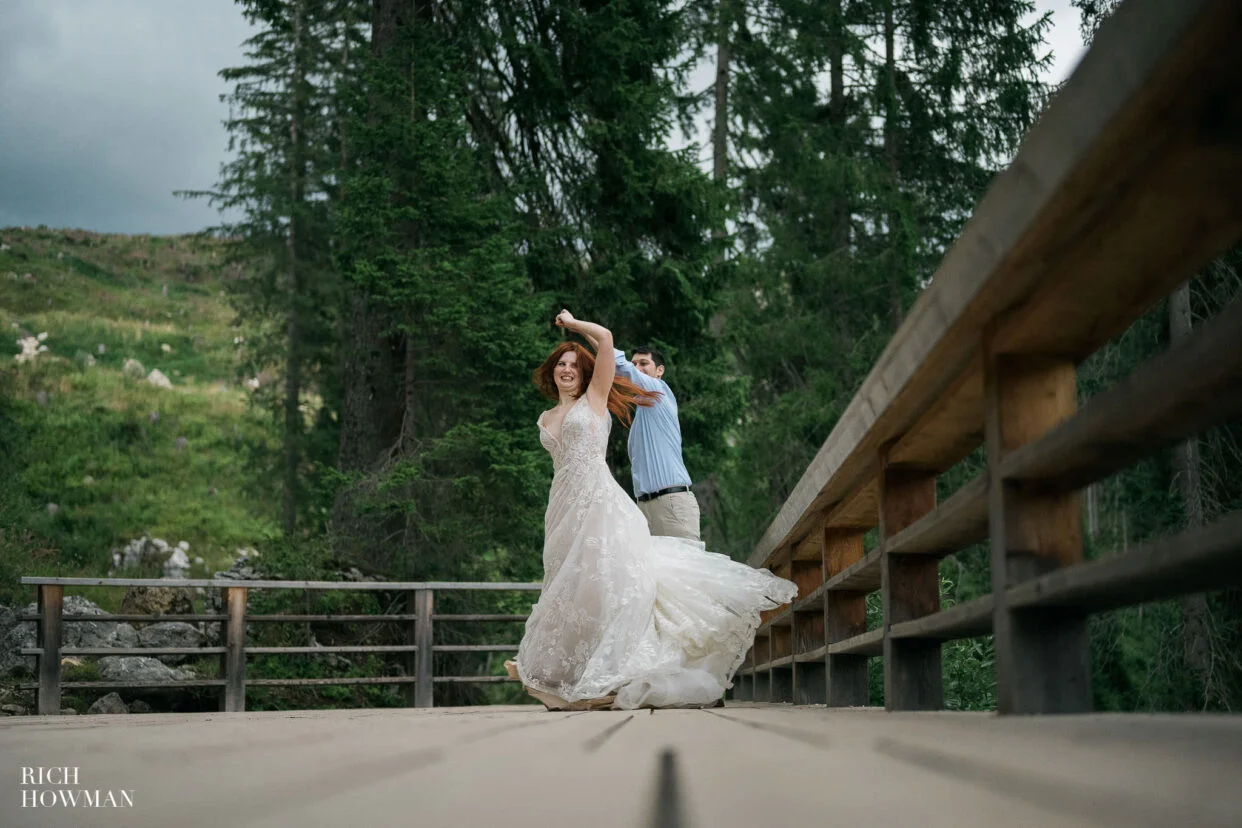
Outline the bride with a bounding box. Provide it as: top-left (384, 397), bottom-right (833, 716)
top-left (508, 310), bottom-right (797, 710)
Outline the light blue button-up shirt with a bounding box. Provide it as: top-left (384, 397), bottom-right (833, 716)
top-left (613, 348), bottom-right (693, 498)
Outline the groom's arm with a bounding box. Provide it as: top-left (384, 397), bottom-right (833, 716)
top-left (613, 348), bottom-right (665, 393)
top-left (577, 319), bottom-right (664, 392)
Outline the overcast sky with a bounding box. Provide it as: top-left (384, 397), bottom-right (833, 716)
top-left (0, 0), bottom-right (1089, 236)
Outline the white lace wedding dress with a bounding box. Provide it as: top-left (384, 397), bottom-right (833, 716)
top-left (513, 396), bottom-right (798, 709)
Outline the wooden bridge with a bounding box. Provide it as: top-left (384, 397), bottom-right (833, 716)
top-left (4, 0), bottom-right (1242, 824)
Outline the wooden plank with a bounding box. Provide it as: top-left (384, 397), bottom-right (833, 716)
top-left (771, 626), bottom-right (793, 659)
top-left (880, 465), bottom-right (942, 711)
top-left (791, 559), bottom-right (824, 600)
top-left (249, 614), bottom-right (419, 622)
top-left (827, 629), bottom-right (883, 657)
top-left (887, 475), bottom-right (989, 556)
top-left (19, 613), bottom-right (231, 623)
top-left (986, 353), bottom-right (1090, 715)
top-left (247, 677), bottom-right (420, 687)
top-left (793, 529), bottom-right (823, 561)
top-left (24, 647), bottom-right (227, 656)
top-left (20, 680), bottom-right (227, 690)
top-left (888, 368), bottom-right (986, 471)
top-left (1007, 510), bottom-right (1242, 613)
top-left (748, 0), bottom-right (1242, 571)
top-left (433, 645), bottom-right (522, 653)
top-left (793, 659), bottom-right (827, 705)
top-left (433, 676), bottom-right (520, 683)
top-left (222, 586), bottom-right (247, 713)
top-left (824, 530), bottom-right (869, 707)
top-left (794, 553), bottom-right (824, 670)
top-left (771, 663), bottom-right (795, 703)
top-left (19, 577), bottom-right (542, 591)
top-left (825, 476), bottom-right (880, 531)
top-left (405, 591), bottom-right (420, 707)
top-left (794, 645), bottom-right (829, 663)
top-left (246, 645), bottom-right (419, 654)
top-left (36, 584), bottom-right (63, 716)
top-left (432, 614), bottom-right (529, 622)
top-left (889, 595), bottom-right (995, 642)
top-left (1002, 295), bottom-right (1242, 494)
top-left (414, 589), bottom-right (435, 708)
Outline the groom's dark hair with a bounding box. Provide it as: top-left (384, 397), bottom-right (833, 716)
top-left (633, 346), bottom-right (665, 368)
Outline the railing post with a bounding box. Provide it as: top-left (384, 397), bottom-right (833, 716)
top-left (36, 584), bottom-right (63, 715)
top-left (414, 589), bottom-right (434, 708)
top-left (222, 586), bottom-right (247, 712)
top-left (985, 350), bottom-right (1090, 714)
top-left (792, 555), bottom-right (826, 705)
top-left (733, 651), bottom-right (753, 701)
top-left (824, 530), bottom-right (868, 706)
top-left (880, 459), bottom-right (941, 711)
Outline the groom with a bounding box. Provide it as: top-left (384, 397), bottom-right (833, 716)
top-left (567, 311), bottom-right (700, 540)
top-left (613, 346), bottom-right (702, 541)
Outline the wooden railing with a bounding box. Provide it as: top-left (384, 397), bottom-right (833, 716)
top-left (734, 0), bottom-right (1242, 714)
top-left (17, 577), bottom-right (539, 715)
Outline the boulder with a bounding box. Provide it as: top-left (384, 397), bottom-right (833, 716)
top-left (163, 548), bottom-right (191, 578)
top-left (97, 656), bottom-right (194, 683)
top-left (122, 358), bottom-right (145, 379)
top-left (1, 596), bottom-right (138, 678)
top-left (86, 693), bottom-right (129, 715)
top-left (128, 699), bottom-right (154, 714)
top-left (0, 703), bottom-right (27, 716)
top-left (146, 369), bottom-right (173, 389)
top-left (137, 621), bottom-right (203, 664)
top-left (119, 585), bottom-right (195, 621)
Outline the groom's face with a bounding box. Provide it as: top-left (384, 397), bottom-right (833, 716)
top-left (632, 353), bottom-right (664, 380)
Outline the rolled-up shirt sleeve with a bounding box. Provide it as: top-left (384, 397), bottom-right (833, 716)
top-left (613, 348), bottom-right (665, 393)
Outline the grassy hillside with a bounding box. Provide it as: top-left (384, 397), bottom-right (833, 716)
top-left (0, 227), bottom-right (279, 606)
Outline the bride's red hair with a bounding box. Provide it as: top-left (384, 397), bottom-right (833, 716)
top-left (533, 342), bottom-right (661, 427)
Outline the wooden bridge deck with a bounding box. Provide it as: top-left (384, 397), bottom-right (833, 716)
top-left (2, 705), bottom-right (1239, 827)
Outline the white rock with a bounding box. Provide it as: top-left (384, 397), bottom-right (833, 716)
top-left (97, 343), bottom-right (106, 354)
top-left (164, 548), bottom-right (191, 578)
top-left (147, 369), bottom-right (173, 389)
top-left (122, 358), bottom-right (145, 379)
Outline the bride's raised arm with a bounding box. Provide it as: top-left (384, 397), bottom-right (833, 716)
top-left (555, 309), bottom-right (614, 413)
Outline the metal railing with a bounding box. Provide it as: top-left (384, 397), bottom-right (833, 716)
top-left (17, 577), bottom-right (540, 714)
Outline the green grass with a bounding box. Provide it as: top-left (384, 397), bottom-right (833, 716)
top-left (0, 227), bottom-right (279, 608)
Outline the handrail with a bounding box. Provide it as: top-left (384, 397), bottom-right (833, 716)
top-left (19, 577), bottom-right (541, 591)
top-left (18, 577), bottom-right (540, 714)
top-left (736, 0), bottom-right (1242, 714)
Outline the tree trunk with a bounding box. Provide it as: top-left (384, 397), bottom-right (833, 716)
top-left (332, 0), bottom-right (415, 566)
top-left (712, 1), bottom-right (732, 188)
top-left (1170, 282), bottom-right (1213, 703)
top-left (883, 0), bottom-right (903, 330)
top-left (828, 0), bottom-right (848, 254)
top-left (283, 0), bottom-right (308, 536)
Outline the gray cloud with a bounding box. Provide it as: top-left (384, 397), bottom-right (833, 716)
top-left (0, 0), bottom-right (252, 234)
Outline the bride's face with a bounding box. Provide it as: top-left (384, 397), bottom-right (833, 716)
top-left (554, 351), bottom-right (580, 395)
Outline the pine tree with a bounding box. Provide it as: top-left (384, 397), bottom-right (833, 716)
top-left (191, 0), bottom-right (359, 536)
top-left (716, 0), bottom-right (1050, 556)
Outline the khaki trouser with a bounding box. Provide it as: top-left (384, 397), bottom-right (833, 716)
top-left (638, 490), bottom-right (701, 541)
